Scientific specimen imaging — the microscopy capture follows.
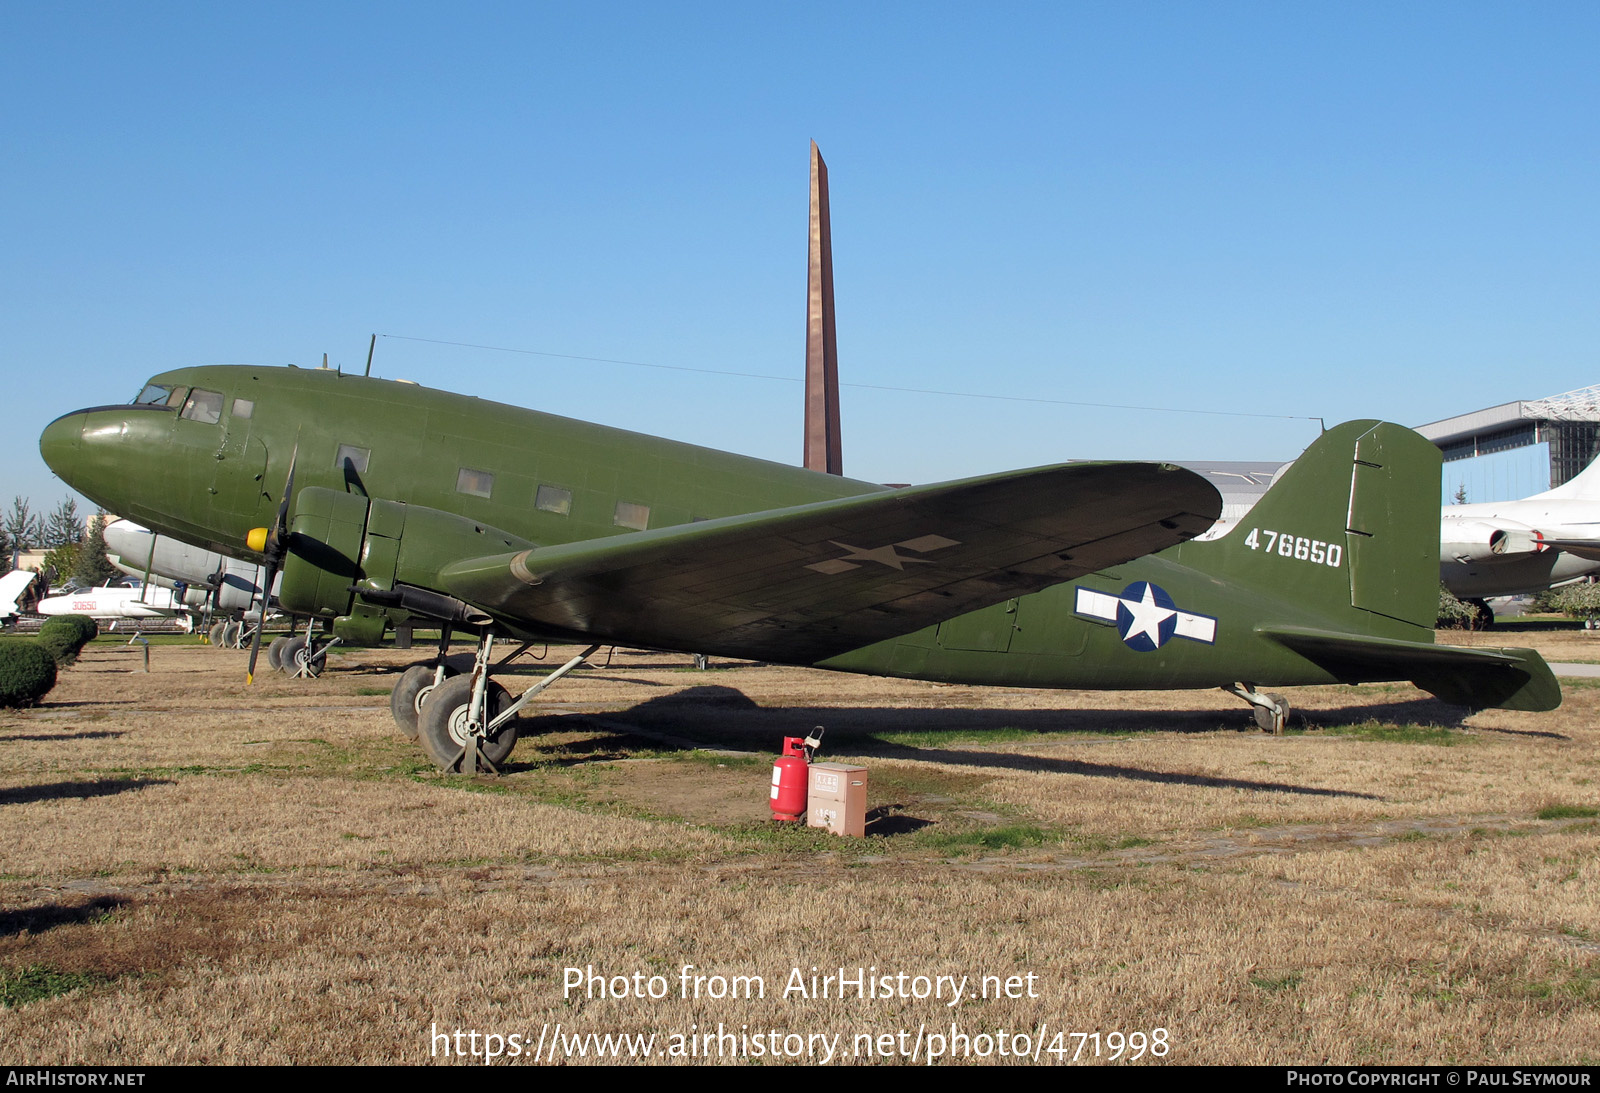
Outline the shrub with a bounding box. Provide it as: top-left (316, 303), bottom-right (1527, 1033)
top-left (1437, 585), bottom-right (1480, 629)
top-left (1545, 581), bottom-right (1600, 621)
top-left (0, 638), bottom-right (58, 708)
top-left (36, 614), bottom-right (96, 666)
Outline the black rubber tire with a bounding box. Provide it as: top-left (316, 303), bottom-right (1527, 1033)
top-left (266, 635), bottom-right (291, 672)
top-left (277, 635), bottom-right (304, 674)
top-left (390, 664), bottom-right (458, 740)
top-left (417, 675), bottom-right (517, 771)
top-left (281, 635), bottom-right (324, 678)
top-left (222, 620), bottom-right (243, 648)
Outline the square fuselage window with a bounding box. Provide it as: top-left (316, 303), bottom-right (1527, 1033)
top-left (536, 484), bottom-right (573, 515)
top-left (233, 398), bottom-right (254, 420)
top-left (457, 467), bottom-right (494, 499)
top-left (614, 500), bottom-right (649, 531)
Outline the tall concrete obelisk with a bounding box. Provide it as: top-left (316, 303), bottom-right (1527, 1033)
top-left (804, 140), bottom-right (843, 476)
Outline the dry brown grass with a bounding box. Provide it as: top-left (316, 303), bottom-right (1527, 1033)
top-left (0, 635), bottom-right (1596, 1065)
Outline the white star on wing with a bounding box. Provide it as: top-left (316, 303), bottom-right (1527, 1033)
top-left (1121, 584), bottom-right (1176, 645)
top-left (827, 540), bottom-right (934, 571)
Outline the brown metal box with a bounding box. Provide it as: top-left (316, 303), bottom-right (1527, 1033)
top-left (806, 763), bottom-right (868, 837)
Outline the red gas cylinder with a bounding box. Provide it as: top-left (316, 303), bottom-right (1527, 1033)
top-left (770, 736), bottom-right (809, 822)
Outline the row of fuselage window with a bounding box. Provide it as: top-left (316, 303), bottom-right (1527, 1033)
top-left (143, 383), bottom-right (655, 532)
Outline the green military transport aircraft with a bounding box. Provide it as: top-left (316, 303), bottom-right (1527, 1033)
top-left (40, 365), bottom-right (1560, 772)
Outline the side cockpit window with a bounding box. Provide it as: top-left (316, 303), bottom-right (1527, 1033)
top-left (134, 383), bottom-right (171, 405)
top-left (179, 388), bottom-right (224, 425)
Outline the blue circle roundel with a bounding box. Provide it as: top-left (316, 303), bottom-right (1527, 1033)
top-left (1115, 581), bottom-right (1178, 652)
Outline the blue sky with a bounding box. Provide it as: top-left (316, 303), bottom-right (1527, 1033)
top-left (6, 2), bottom-right (1599, 513)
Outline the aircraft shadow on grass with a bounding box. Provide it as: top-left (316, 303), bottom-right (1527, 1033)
top-left (0, 778), bottom-right (170, 807)
top-left (509, 685), bottom-right (1403, 799)
top-left (0, 730), bottom-right (128, 744)
top-left (0, 896), bottom-right (127, 939)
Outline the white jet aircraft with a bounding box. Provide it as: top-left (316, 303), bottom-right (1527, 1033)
top-left (1441, 454), bottom-right (1600, 610)
top-left (36, 581), bottom-right (194, 631)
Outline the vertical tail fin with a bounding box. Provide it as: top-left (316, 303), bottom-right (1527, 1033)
top-left (1187, 420), bottom-right (1441, 637)
top-left (1185, 420), bottom-right (1559, 710)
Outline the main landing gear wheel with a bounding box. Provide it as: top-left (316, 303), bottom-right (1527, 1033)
top-left (417, 675), bottom-right (518, 772)
top-left (390, 664), bottom-right (459, 740)
top-left (266, 635), bottom-right (291, 671)
top-left (280, 635), bottom-right (325, 678)
top-left (208, 621), bottom-right (227, 646)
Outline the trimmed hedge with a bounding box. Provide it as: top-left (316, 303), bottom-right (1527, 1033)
top-left (37, 614), bottom-right (98, 667)
top-left (0, 638), bottom-right (58, 708)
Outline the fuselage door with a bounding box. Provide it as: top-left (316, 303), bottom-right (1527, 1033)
top-left (212, 395), bottom-right (269, 519)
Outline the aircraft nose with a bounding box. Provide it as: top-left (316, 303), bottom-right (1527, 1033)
top-left (39, 411), bottom-right (84, 482)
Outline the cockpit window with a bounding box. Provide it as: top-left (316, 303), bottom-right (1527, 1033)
top-left (179, 388), bottom-right (224, 425)
top-left (135, 383), bottom-right (171, 405)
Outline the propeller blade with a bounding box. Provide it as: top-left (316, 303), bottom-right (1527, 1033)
top-left (248, 443), bottom-right (298, 684)
top-left (245, 558), bottom-right (280, 683)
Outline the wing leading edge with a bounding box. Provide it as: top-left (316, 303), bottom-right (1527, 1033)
top-left (439, 461), bottom-right (1221, 663)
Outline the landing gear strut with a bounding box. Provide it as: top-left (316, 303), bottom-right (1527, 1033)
top-left (404, 628), bottom-right (600, 774)
top-left (1225, 682), bottom-right (1290, 735)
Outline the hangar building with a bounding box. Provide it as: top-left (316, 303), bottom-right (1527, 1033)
top-left (1416, 384), bottom-right (1600, 506)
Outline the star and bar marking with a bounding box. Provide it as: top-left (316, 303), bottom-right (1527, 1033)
top-left (1074, 581), bottom-right (1217, 652)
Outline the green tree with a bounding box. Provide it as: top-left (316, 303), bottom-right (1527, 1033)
top-left (72, 512), bottom-right (118, 587)
top-left (42, 498), bottom-right (81, 549)
top-left (3, 498), bottom-right (41, 571)
top-left (1452, 483), bottom-right (1468, 505)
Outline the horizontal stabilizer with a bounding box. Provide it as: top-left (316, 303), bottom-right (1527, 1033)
top-left (1260, 625), bottom-right (1561, 711)
top-left (441, 461), bottom-right (1220, 663)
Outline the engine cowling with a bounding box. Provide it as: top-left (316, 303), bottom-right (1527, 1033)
top-left (276, 487), bottom-right (534, 636)
top-left (1441, 518), bottom-right (1540, 565)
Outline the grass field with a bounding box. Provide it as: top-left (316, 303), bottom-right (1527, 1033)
top-left (1, 634), bottom-right (1597, 1065)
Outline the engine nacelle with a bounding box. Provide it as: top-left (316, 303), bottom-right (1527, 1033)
top-left (277, 488), bottom-right (534, 633)
top-left (1441, 518), bottom-right (1540, 565)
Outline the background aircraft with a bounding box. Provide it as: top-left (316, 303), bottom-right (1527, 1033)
top-left (1439, 453), bottom-right (1600, 608)
top-left (36, 580), bottom-right (193, 630)
top-left (0, 570), bottom-right (42, 625)
top-left (104, 519), bottom-right (282, 647)
top-left (40, 365), bottom-right (1557, 773)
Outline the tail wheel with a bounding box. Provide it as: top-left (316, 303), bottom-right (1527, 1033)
top-left (390, 664), bottom-right (459, 740)
top-left (417, 675), bottom-right (517, 771)
top-left (1252, 694), bottom-right (1290, 734)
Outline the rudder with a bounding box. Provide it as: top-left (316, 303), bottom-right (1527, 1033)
top-left (1188, 420), bottom-right (1440, 638)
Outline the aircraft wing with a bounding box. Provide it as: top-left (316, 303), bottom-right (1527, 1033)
top-left (437, 462), bottom-right (1220, 663)
top-left (0, 570), bottom-right (39, 619)
top-left (1539, 538), bottom-right (1600, 563)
